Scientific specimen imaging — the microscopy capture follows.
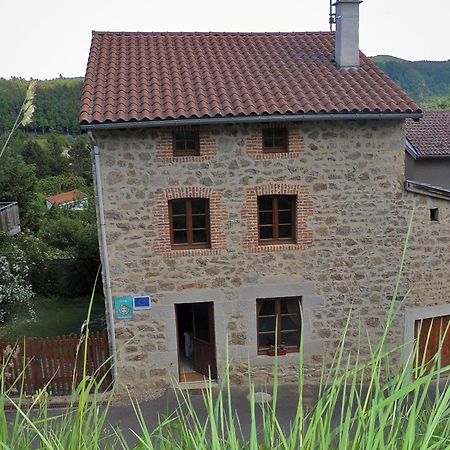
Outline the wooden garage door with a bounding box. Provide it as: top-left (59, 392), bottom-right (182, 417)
top-left (414, 315), bottom-right (450, 371)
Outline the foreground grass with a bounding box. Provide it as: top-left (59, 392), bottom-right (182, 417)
top-left (1, 220), bottom-right (450, 448)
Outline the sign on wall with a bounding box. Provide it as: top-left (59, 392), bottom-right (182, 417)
top-left (114, 296), bottom-right (133, 320)
top-left (133, 296), bottom-right (152, 310)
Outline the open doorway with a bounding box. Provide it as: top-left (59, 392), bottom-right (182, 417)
top-left (175, 302), bottom-right (217, 382)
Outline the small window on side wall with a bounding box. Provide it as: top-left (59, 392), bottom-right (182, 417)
top-left (257, 297), bottom-right (301, 355)
top-left (169, 198), bottom-right (210, 249)
top-left (262, 127), bottom-right (288, 152)
top-left (258, 195), bottom-right (296, 244)
top-left (172, 129), bottom-right (200, 156)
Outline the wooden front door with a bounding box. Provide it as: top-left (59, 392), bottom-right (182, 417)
top-left (192, 302), bottom-right (217, 379)
top-left (415, 315), bottom-right (450, 372)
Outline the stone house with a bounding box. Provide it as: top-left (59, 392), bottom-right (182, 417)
top-left (405, 110), bottom-right (450, 197)
top-left (80, 0), bottom-right (450, 399)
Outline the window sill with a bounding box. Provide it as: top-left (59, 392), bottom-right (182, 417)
top-left (160, 247), bottom-right (223, 259)
top-left (246, 242), bottom-right (308, 253)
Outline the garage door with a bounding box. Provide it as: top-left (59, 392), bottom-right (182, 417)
top-left (414, 315), bottom-right (450, 372)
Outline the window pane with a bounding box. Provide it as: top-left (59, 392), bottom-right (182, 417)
top-left (259, 333), bottom-right (276, 347)
top-left (279, 225), bottom-right (293, 239)
top-left (174, 131), bottom-right (196, 151)
top-left (259, 226), bottom-right (273, 240)
top-left (172, 215), bottom-right (187, 229)
top-left (259, 211), bottom-right (273, 225)
top-left (278, 210), bottom-right (292, 224)
top-left (259, 300), bottom-right (275, 316)
top-left (193, 229), bottom-right (207, 243)
top-left (258, 197), bottom-right (273, 211)
top-left (280, 298), bottom-right (300, 314)
top-left (259, 316), bottom-right (276, 332)
top-left (171, 200), bottom-right (186, 215)
top-left (281, 314), bottom-right (299, 331)
top-left (191, 199), bottom-right (207, 214)
top-left (278, 196), bottom-right (294, 210)
top-left (273, 137), bottom-right (284, 148)
top-left (280, 331), bottom-right (299, 347)
top-left (263, 128), bottom-right (286, 149)
top-left (192, 214), bottom-right (206, 228)
top-left (173, 230), bottom-right (188, 244)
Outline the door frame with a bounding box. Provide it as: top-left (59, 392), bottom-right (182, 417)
top-left (175, 301), bottom-right (218, 381)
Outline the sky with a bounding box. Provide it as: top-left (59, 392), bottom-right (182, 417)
top-left (1, 0), bottom-right (449, 80)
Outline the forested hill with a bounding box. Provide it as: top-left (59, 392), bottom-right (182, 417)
top-left (0, 77), bottom-right (83, 135)
top-left (371, 56), bottom-right (450, 108)
top-left (1, 57), bottom-right (450, 137)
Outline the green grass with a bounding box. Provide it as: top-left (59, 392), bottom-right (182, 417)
top-left (0, 294), bottom-right (106, 339)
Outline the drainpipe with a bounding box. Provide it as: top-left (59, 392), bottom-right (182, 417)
top-left (88, 131), bottom-right (118, 383)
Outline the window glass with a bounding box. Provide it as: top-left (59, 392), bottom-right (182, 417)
top-left (262, 128), bottom-right (287, 151)
top-left (257, 297), bottom-right (301, 354)
top-left (169, 198), bottom-right (210, 248)
top-left (258, 195), bottom-right (295, 243)
top-left (173, 130), bottom-right (199, 155)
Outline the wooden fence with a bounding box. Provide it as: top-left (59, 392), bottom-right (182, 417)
top-left (0, 202), bottom-right (21, 236)
top-left (0, 330), bottom-right (112, 396)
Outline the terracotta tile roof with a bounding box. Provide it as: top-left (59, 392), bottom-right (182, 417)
top-left (46, 189), bottom-right (87, 205)
top-left (406, 111), bottom-right (450, 157)
top-left (80, 31), bottom-right (420, 126)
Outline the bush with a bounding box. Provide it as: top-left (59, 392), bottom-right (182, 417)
top-left (0, 253), bottom-right (34, 324)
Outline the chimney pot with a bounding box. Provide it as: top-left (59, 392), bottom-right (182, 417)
top-left (335, 0), bottom-right (362, 69)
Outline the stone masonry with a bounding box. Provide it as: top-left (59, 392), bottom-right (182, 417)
top-left (94, 120), bottom-right (450, 400)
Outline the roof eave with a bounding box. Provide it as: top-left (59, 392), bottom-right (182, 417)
top-left (80, 111), bottom-right (423, 131)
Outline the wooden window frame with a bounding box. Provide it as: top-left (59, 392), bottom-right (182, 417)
top-left (258, 195), bottom-right (296, 244)
top-left (262, 127), bottom-right (288, 153)
top-left (172, 129), bottom-right (200, 156)
top-left (256, 297), bottom-right (301, 355)
top-left (168, 198), bottom-right (211, 249)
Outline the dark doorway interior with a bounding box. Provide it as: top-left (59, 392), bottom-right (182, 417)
top-left (175, 302), bottom-right (217, 382)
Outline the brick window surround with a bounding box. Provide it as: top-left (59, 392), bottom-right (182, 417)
top-left (243, 184), bottom-right (313, 253)
top-left (247, 124), bottom-right (304, 160)
top-left (156, 127), bottom-right (218, 163)
top-left (153, 187), bottom-right (227, 257)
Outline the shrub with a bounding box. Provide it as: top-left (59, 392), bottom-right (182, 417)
top-left (0, 254), bottom-right (34, 324)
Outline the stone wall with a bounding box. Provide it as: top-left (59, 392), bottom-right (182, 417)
top-left (94, 120), bottom-right (450, 400)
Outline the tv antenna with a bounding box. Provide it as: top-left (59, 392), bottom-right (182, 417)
top-left (329, 0), bottom-right (337, 31)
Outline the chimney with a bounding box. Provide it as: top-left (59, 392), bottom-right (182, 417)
top-left (334, 0), bottom-right (362, 69)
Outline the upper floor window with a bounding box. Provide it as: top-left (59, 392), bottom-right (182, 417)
top-left (262, 127), bottom-right (288, 152)
top-left (169, 198), bottom-right (210, 248)
top-left (258, 195), bottom-right (296, 244)
top-left (172, 130), bottom-right (200, 156)
top-left (257, 297), bottom-right (301, 354)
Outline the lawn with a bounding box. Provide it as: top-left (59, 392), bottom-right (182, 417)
top-left (0, 294), bottom-right (106, 339)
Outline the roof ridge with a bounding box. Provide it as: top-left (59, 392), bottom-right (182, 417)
top-left (92, 30), bottom-right (333, 36)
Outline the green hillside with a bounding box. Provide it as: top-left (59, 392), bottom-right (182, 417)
top-left (370, 56), bottom-right (450, 108)
top-left (0, 77), bottom-right (83, 135)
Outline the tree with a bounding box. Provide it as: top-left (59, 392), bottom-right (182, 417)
top-left (0, 154), bottom-right (40, 229)
top-left (0, 246), bottom-right (34, 324)
top-left (67, 136), bottom-right (92, 183)
top-left (38, 205), bottom-right (99, 260)
top-left (37, 174), bottom-right (87, 196)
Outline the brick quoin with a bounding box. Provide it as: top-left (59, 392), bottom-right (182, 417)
top-left (246, 124), bottom-right (305, 160)
top-left (242, 184), bottom-right (313, 253)
top-left (155, 127), bottom-right (218, 163)
top-left (153, 186), bottom-right (227, 258)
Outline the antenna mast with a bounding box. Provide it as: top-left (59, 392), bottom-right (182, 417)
top-left (329, 0), bottom-right (336, 31)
